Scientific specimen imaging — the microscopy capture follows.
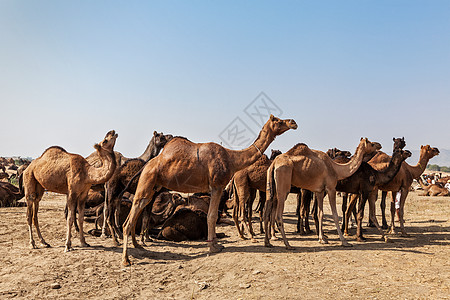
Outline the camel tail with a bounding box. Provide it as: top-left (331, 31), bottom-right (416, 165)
top-left (18, 173), bottom-right (24, 195)
top-left (231, 179), bottom-right (240, 217)
top-left (267, 164), bottom-right (276, 204)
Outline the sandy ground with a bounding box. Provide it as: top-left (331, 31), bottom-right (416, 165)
top-left (0, 191), bottom-right (449, 299)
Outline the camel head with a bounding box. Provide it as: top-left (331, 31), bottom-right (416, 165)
top-left (266, 114), bottom-right (298, 136)
top-left (270, 149), bottom-right (282, 160)
top-left (393, 148), bottom-right (412, 161)
top-left (153, 131), bottom-right (173, 149)
top-left (359, 138), bottom-right (382, 155)
top-left (94, 130), bottom-right (118, 153)
top-left (420, 145), bottom-right (440, 160)
top-left (393, 137), bottom-right (406, 151)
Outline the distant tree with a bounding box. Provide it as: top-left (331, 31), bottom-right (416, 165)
top-left (427, 164), bottom-right (440, 171)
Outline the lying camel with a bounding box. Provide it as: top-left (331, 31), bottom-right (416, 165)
top-left (417, 178), bottom-right (449, 196)
top-left (21, 130), bottom-right (117, 251)
top-left (0, 181), bottom-right (24, 207)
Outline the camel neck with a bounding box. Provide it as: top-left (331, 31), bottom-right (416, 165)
top-left (227, 124), bottom-right (275, 172)
top-left (87, 149), bottom-right (117, 185)
top-left (331, 142), bottom-right (366, 181)
top-left (138, 139), bottom-right (161, 161)
top-left (375, 152), bottom-right (404, 185)
top-left (406, 152), bottom-right (430, 179)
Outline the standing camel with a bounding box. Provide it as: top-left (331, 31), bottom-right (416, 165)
top-left (263, 138), bottom-right (381, 249)
top-left (368, 145), bottom-right (439, 235)
top-left (231, 149), bottom-right (281, 241)
top-left (339, 148), bottom-right (412, 241)
top-left (121, 115), bottom-right (297, 266)
top-left (21, 130), bottom-right (118, 252)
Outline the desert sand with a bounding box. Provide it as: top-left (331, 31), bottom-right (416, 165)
top-left (0, 191), bottom-right (449, 299)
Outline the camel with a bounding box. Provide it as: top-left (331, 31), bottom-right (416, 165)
top-left (102, 132), bottom-right (172, 243)
top-left (339, 148), bottom-right (412, 241)
top-left (0, 181), bottom-right (24, 207)
top-left (231, 149), bottom-right (282, 241)
top-left (121, 115), bottom-right (297, 266)
top-left (263, 138), bottom-right (381, 249)
top-left (21, 130), bottom-right (118, 251)
top-left (417, 178), bottom-right (449, 196)
top-left (368, 145), bottom-right (439, 236)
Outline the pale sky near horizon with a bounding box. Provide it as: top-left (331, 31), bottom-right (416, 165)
top-left (1, 1), bottom-right (449, 163)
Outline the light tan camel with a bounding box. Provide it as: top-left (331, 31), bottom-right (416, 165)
top-left (417, 178), bottom-right (449, 196)
top-left (368, 145), bottom-right (439, 236)
top-left (121, 115), bottom-right (297, 266)
top-left (263, 138), bottom-right (381, 249)
top-left (21, 130), bottom-right (118, 252)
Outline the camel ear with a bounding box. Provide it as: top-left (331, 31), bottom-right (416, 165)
top-left (94, 143), bottom-right (101, 151)
top-left (270, 114), bottom-right (274, 120)
top-left (393, 137), bottom-right (395, 141)
top-left (153, 131), bottom-right (157, 136)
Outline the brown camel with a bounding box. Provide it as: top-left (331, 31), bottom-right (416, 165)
top-left (417, 178), bottom-right (449, 196)
top-left (121, 115), bottom-right (297, 266)
top-left (368, 145), bottom-right (439, 236)
top-left (102, 132), bottom-right (172, 242)
top-left (263, 138), bottom-right (381, 249)
top-left (21, 130), bottom-right (118, 251)
top-left (231, 149), bottom-right (282, 241)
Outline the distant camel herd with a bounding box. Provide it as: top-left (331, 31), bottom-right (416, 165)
top-left (2, 115), bottom-right (443, 266)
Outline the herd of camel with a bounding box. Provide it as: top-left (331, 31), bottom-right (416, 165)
top-left (12, 115), bottom-right (441, 266)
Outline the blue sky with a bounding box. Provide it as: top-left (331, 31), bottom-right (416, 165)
top-left (1, 1), bottom-right (449, 163)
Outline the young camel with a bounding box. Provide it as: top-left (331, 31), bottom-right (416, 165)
top-left (368, 145), bottom-right (439, 236)
top-left (263, 138), bottom-right (381, 249)
top-left (21, 130), bottom-right (118, 252)
top-left (339, 148), bottom-right (412, 241)
top-left (231, 149), bottom-right (281, 241)
top-left (121, 115), bottom-right (297, 266)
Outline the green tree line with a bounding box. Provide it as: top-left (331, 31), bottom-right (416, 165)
top-left (427, 164), bottom-right (450, 172)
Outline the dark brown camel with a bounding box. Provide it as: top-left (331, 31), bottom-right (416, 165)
top-left (0, 181), bottom-right (24, 207)
top-left (21, 130), bottom-right (118, 251)
top-left (368, 144), bottom-right (439, 236)
top-left (121, 115), bottom-right (297, 266)
top-left (101, 131), bottom-right (172, 241)
top-left (338, 148), bottom-right (412, 241)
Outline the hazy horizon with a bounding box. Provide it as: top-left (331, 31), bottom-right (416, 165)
top-left (1, 1), bottom-right (449, 162)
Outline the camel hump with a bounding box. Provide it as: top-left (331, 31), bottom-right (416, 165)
top-left (42, 146), bottom-right (67, 155)
top-left (286, 143), bottom-right (310, 156)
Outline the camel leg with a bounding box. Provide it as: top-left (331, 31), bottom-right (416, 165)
top-left (303, 190), bottom-right (312, 234)
top-left (398, 188), bottom-right (409, 237)
top-left (296, 191), bottom-right (302, 234)
top-left (344, 194), bottom-right (358, 236)
top-left (327, 189), bottom-right (351, 247)
top-left (388, 191), bottom-right (397, 234)
top-left (258, 191), bottom-right (266, 234)
top-left (101, 186), bottom-right (109, 238)
top-left (316, 192), bottom-right (327, 244)
top-left (368, 191), bottom-right (389, 242)
top-left (76, 196), bottom-right (90, 248)
top-left (275, 189), bottom-right (293, 250)
top-left (356, 192), bottom-right (368, 242)
top-left (246, 188), bottom-right (257, 240)
top-left (65, 196), bottom-right (77, 252)
top-left (263, 192), bottom-right (275, 247)
top-left (233, 198), bottom-right (246, 240)
top-left (206, 188), bottom-right (223, 253)
top-left (32, 199), bottom-right (50, 248)
top-left (341, 192), bottom-right (348, 232)
top-left (380, 191), bottom-right (388, 229)
top-left (26, 194), bottom-right (37, 249)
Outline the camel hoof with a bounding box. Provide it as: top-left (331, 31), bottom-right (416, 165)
top-left (384, 236), bottom-right (391, 243)
top-left (381, 224), bottom-right (389, 230)
top-left (319, 239), bottom-right (328, 244)
top-left (41, 242), bottom-right (51, 248)
top-left (122, 258), bottom-right (132, 267)
top-left (270, 236), bottom-right (279, 241)
top-left (400, 233), bottom-right (410, 238)
top-left (387, 229), bottom-right (395, 235)
top-left (342, 242), bottom-right (353, 247)
top-left (344, 233), bottom-right (351, 237)
top-left (239, 236), bottom-right (248, 240)
top-left (251, 238), bottom-right (258, 243)
top-left (356, 237), bottom-right (366, 242)
top-left (64, 246), bottom-right (74, 252)
top-left (208, 246), bottom-right (223, 254)
top-left (30, 243), bottom-right (38, 249)
top-left (264, 242), bottom-right (273, 248)
top-left (81, 242), bottom-right (90, 248)
top-left (145, 237), bottom-right (153, 243)
top-left (285, 246), bottom-right (295, 250)
top-left (134, 243), bottom-right (144, 249)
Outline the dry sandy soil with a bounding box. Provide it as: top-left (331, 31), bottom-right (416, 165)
top-left (0, 191), bottom-right (449, 299)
